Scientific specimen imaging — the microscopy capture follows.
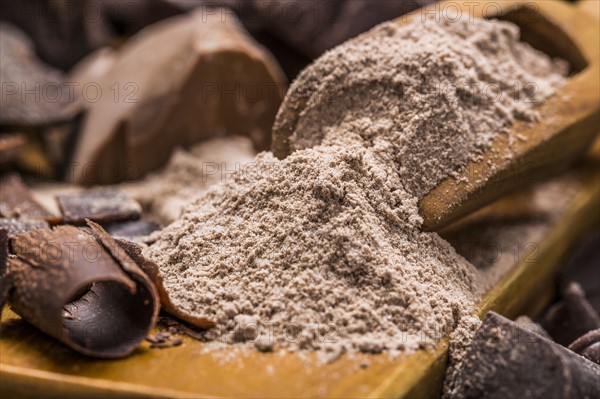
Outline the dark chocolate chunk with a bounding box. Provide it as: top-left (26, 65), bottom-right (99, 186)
top-left (569, 329), bottom-right (600, 365)
top-left (559, 230), bottom-right (600, 314)
top-left (542, 281), bottom-right (600, 346)
top-left (106, 220), bottom-right (161, 239)
top-left (57, 189), bottom-right (141, 224)
top-left (0, 174), bottom-right (56, 221)
top-left (0, 0), bottom-right (182, 70)
top-left (69, 11), bottom-right (285, 184)
top-left (167, 1), bottom-right (433, 59)
top-left (0, 23), bottom-right (76, 126)
top-left (0, 134), bottom-right (26, 165)
top-left (452, 311), bottom-right (600, 399)
top-left (4, 221), bottom-right (159, 358)
top-left (0, 218), bottom-right (49, 236)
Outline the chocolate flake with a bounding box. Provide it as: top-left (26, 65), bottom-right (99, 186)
top-left (57, 189), bottom-right (141, 224)
top-left (0, 174), bottom-right (56, 221)
top-left (0, 218), bottom-right (49, 236)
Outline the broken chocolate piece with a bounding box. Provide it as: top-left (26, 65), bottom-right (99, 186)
top-left (559, 230), bottom-right (600, 314)
top-left (146, 331), bottom-right (182, 349)
top-left (0, 1), bottom-right (182, 71)
top-left (0, 134), bottom-right (26, 165)
top-left (70, 11), bottom-right (286, 184)
top-left (452, 312), bottom-right (600, 399)
top-left (166, 1), bottom-right (433, 59)
top-left (0, 174), bottom-right (57, 221)
top-left (0, 218), bottom-right (49, 236)
top-left (569, 329), bottom-right (600, 365)
top-left (106, 220), bottom-right (161, 239)
top-left (542, 281), bottom-right (600, 346)
top-left (4, 221), bottom-right (159, 358)
top-left (57, 189), bottom-right (141, 224)
top-left (0, 23), bottom-right (75, 126)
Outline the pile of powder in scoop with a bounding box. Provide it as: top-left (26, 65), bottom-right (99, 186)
top-left (121, 136), bottom-right (255, 224)
top-left (278, 16), bottom-right (568, 197)
top-left (144, 16), bottom-right (568, 356)
top-left (146, 145), bottom-right (483, 354)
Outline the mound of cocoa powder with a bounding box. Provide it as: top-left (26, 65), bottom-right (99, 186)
top-left (144, 16), bottom-right (568, 356)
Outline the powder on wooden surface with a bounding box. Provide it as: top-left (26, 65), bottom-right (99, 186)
top-left (146, 145), bottom-right (483, 354)
top-left (144, 16), bottom-right (567, 356)
top-left (121, 136), bottom-right (256, 224)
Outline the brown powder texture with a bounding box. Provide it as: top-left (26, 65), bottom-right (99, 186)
top-left (144, 16), bottom-right (567, 356)
top-left (276, 17), bottom-right (568, 197)
top-left (145, 145), bottom-right (483, 354)
top-left (121, 136), bottom-right (256, 224)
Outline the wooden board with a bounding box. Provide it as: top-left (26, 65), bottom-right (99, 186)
top-left (1, 168), bottom-right (597, 399)
top-left (2, 1), bottom-right (599, 398)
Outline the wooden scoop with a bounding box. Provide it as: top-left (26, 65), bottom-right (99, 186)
top-left (272, 0), bottom-right (600, 231)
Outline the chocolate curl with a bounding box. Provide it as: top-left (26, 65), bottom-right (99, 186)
top-left (116, 239), bottom-right (215, 329)
top-left (569, 329), bottom-right (600, 365)
top-left (4, 221), bottom-right (159, 358)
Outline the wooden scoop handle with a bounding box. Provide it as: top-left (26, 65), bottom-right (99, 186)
top-left (419, 0), bottom-right (600, 230)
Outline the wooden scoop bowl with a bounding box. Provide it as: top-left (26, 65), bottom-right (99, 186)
top-left (272, 0), bottom-right (600, 231)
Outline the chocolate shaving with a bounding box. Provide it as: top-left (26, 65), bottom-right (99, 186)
top-left (569, 329), bottom-right (600, 365)
top-left (0, 218), bottom-right (49, 236)
top-left (145, 331), bottom-right (182, 349)
top-left (453, 312), bottom-right (600, 399)
top-left (542, 281), bottom-right (600, 346)
top-left (0, 174), bottom-right (57, 222)
top-left (57, 189), bottom-right (141, 224)
top-left (116, 239), bottom-right (215, 329)
top-left (3, 221), bottom-right (159, 358)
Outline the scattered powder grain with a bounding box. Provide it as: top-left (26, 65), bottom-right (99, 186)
top-left (144, 16), bottom-right (568, 356)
